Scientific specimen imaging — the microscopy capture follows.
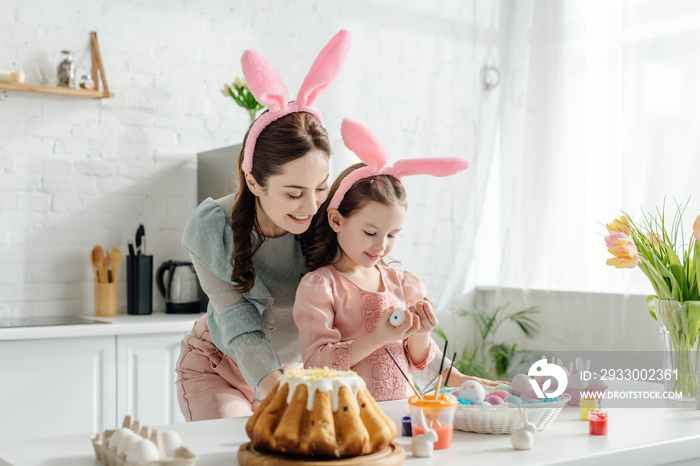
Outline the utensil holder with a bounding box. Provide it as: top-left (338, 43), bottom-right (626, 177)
top-left (127, 255), bottom-right (153, 315)
top-left (95, 282), bottom-right (117, 317)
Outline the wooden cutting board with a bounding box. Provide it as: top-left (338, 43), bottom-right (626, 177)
top-left (237, 442), bottom-right (405, 466)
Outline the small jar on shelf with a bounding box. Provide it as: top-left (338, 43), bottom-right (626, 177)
top-left (57, 50), bottom-right (74, 88)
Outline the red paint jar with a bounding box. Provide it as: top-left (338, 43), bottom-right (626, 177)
top-left (588, 410), bottom-right (608, 435)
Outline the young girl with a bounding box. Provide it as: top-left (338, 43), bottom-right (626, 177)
top-left (293, 118), bottom-right (470, 401)
top-left (175, 30), bottom-right (351, 421)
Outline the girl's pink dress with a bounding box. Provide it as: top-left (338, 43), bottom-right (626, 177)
top-left (293, 265), bottom-right (437, 401)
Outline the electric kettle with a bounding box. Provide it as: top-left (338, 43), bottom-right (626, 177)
top-left (155, 260), bottom-right (203, 314)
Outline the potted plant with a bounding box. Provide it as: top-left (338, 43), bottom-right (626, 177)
top-left (435, 303), bottom-right (539, 381)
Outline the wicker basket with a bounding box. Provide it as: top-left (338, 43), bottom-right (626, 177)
top-left (454, 393), bottom-right (570, 435)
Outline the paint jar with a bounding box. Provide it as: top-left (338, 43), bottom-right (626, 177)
top-left (588, 410), bottom-right (608, 435)
top-left (580, 398), bottom-right (598, 420)
top-left (408, 394), bottom-right (457, 450)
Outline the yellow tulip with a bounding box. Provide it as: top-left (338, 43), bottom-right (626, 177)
top-left (606, 216), bottom-right (631, 236)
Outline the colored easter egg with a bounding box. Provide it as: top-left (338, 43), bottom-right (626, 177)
top-left (490, 390), bottom-right (510, 399)
top-left (511, 373), bottom-right (532, 396)
top-left (459, 380), bottom-right (486, 403)
top-left (485, 395), bottom-right (504, 405)
top-left (525, 398), bottom-right (542, 404)
top-left (518, 389), bottom-right (538, 401)
top-left (503, 395), bottom-right (523, 405)
top-left (472, 400), bottom-right (491, 406)
top-left (494, 383), bottom-right (513, 394)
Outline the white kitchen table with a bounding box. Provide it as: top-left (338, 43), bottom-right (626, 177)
top-left (1, 400), bottom-right (699, 466)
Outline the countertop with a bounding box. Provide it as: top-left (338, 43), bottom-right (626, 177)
top-left (0, 313), bottom-right (202, 341)
top-left (1, 400), bottom-right (699, 465)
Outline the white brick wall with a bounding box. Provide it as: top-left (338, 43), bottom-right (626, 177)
top-left (0, 0), bottom-right (488, 317)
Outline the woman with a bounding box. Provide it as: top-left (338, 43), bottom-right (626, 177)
top-left (175, 30), bottom-right (351, 420)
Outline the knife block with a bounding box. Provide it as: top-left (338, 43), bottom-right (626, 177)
top-left (94, 282), bottom-right (117, 317)
top-left (127, 255), bottom-right (153, 315)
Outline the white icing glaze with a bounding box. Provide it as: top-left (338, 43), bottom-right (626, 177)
top-left (281, 367), bottom-right (366, 412)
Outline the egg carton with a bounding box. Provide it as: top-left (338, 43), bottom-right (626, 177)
top-left (90, 415), bottom-right (198, 466)
top-left (454, 393), bottom-right (570, 435)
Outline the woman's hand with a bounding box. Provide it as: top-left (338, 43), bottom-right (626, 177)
top-left (409, 298), bottom-right (438, 335)
top-left (444, 367), bottom-right (508, 388)
top-left (257, 370), bottom-right (283, 398)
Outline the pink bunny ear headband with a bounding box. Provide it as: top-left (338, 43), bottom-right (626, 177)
top-left (328, 118), bottom-right (471, 211)
top-left (240, 29), bottom-right (351, 173)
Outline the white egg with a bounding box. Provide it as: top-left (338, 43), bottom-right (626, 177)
top-left (389, 307), bottom-right (406, 327)
top-left (108, 427), bottom-right (131, 451)
top-left (568, 371), bottom-right (589, 390)
top-left (117, 430), bottom-right (140, 456)
top-left (160, 430), bottom-right (183, 457)
top-left (511, 374), bottom-right (532, 397)
top-left (126, 438), bottom-right (161, 464)
top-left (459, 380), bottom-right (486, 403)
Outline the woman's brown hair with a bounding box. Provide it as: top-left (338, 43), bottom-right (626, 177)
top-left (230, 111), bottom-right (330, 293)
top-left (302, 163), bottom-right (407, 271)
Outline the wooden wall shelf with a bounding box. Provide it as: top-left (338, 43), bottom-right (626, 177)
top-left (1, 31), bottom-right (113, 100)
top-left (0, 81), bottom-right (113, 99)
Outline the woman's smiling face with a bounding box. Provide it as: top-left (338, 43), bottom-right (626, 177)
top-left (247, 148), bottom-right (330, 237)
top-left (329, 200), bottom-right (406, 270)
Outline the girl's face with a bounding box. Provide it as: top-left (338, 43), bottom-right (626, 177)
top-left (246, 149), bottom-right (330, 237)
top-left (329, 200), bottom-right (406, 270)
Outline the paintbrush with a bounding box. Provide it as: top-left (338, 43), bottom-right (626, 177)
top-left (440, 352), bottom-right (458, 399)
top-left (385, 348), bottom-right (423, 400)
top-left (433, 340), bottom-right (449, 400)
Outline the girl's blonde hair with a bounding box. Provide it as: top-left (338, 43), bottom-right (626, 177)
top-left (302, 162), bottom-right (407, 271)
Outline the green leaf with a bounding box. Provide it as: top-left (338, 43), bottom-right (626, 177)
top-left (646, 295), bottom-right (658, 320)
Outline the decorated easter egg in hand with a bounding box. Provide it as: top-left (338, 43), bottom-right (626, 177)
top-left (389, 307), bottom-right (406, 327)
top-left (459, 380), bottom-right (486, 403)
top-left (511, 374), bottom-right (532, 396)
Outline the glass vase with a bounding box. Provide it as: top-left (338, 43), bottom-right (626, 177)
top-left (656, 300), bottom-right (700, 401)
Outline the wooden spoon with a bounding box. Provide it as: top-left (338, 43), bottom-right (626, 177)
top-left (110, 248), bottom-right (122, 283)
top-left (103, 251), bottom-right (111, 283)
top-left (91, 245), bottom-right (105, 283)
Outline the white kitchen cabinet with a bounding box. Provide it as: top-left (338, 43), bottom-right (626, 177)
top-left (116, 332), bottom-right (186, 426)
top-left (0, 336), bottom-right (116, 442)
top-left (0, 315), bottom-right (197, 442)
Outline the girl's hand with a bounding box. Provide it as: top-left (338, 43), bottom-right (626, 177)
top-left (409, 298), bottom-right (438, 335)
top-left (374, 307), bottom-right (420, 346)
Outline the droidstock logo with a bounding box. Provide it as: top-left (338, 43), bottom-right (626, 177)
top-left (528, 358), bottom-right (568, 399)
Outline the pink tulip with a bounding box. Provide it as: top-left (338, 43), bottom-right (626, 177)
top-left (605, 231), bottom-right (629, 249)
top-left (606, 235), bottom-right (639, 269)
top-left (694, 215), bottom-right (700, 243)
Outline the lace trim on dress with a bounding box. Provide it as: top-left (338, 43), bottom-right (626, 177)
top-left (331, 341), bottom-right (352, 370)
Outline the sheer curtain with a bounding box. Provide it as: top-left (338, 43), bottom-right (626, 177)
top-left (479, 0), bottom-right (700, 351)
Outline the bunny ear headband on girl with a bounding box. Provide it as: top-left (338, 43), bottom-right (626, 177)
top-left (328, 118), bottom-right (471, 210)
top-left (240, 29), bottom-right (352, 173)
